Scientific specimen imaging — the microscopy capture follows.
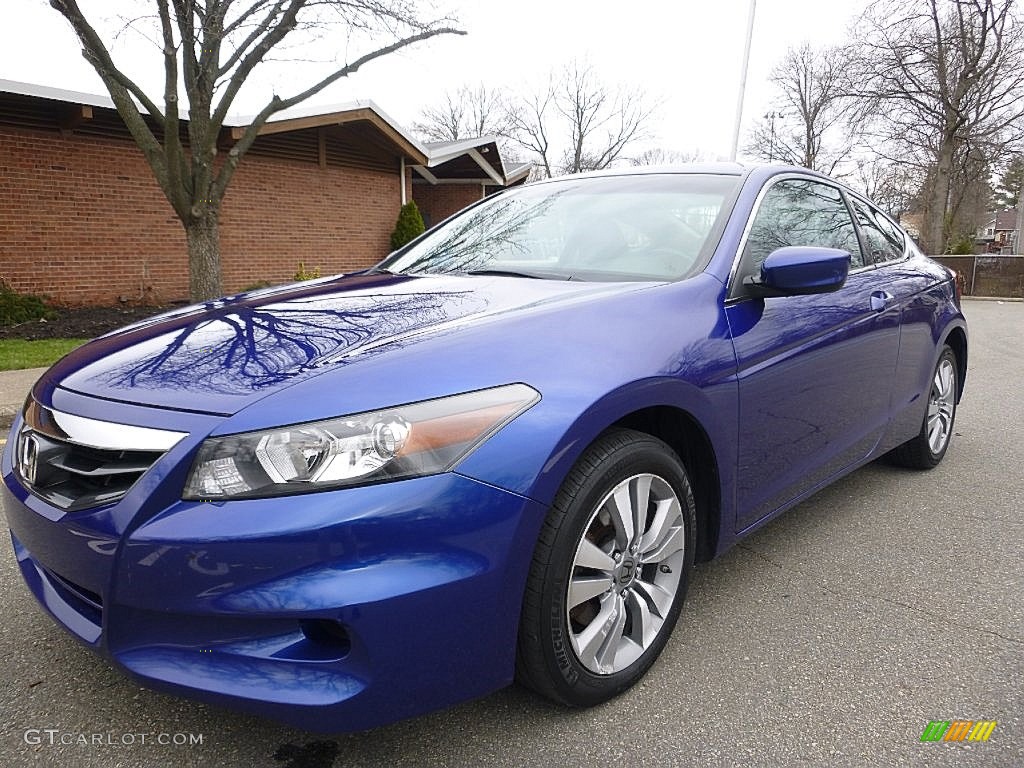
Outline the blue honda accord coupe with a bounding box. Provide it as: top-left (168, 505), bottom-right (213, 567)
top-left (3, 164), bottom-right (966, 732)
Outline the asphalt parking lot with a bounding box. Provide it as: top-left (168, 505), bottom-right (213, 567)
top-left (1, 298), bottom-right (1021, 768)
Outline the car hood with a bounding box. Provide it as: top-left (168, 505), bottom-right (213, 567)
top-left (41, 272), bottom-right (650, 415)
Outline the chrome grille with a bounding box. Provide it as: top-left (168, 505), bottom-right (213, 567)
top-left (17, 430), bottom-right (164, 511)
top-left (16, 400), bottom-right (187, 512)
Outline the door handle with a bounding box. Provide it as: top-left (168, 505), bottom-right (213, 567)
top-left (870, 290), bottom-right (893, 312)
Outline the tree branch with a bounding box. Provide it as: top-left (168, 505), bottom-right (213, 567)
top-left (50, 0), bottom-right (166, 122)
top-left (213, 25), bottom-right (464, 201)
top-left (157, 0), bottom-right (191, 218)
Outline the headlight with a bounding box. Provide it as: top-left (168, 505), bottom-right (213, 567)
top-left (182, 384), bottom-right (539, 500)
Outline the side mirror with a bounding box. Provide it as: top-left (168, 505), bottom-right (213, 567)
top-left (744, 246), bottom-right (851, 297)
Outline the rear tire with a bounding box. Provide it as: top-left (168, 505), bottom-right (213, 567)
top-left (890, 345), bottom-right (958, 469)
top-left (516, 428), bottom-right (696, 707)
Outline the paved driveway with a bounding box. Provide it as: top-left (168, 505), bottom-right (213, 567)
top-left (1, 299), bottom-right (1021, 767)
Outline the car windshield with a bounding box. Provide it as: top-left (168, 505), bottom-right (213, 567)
top-left (380, 173), bottom-right (740, 282)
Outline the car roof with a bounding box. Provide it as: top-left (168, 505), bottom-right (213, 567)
top-left (526, 162), bottom-right (847, 185)
top-left (532, 163), bottom-right (747, 183)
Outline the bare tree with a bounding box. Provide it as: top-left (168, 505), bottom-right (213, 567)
top-left (950, 145), bottom-right (996, 245)
top-left (504, 79), bottom-right (557, 179)
top-left (852, 157), bottom-right (922, 221)
top-left (745, 43), bottom-right (856, 173)
top-left (504, 63), bottom-right (654, 178)
top-left (412, 83), bottom-right (509, 142)
top-left (557, 63), bottom-right (652, 174)
top-left (851, 0), bottom-right (1024, 252)
top-left (627, 147), bottom-right (706, 166)
top-left (49, 0), bottom-right (463, 301)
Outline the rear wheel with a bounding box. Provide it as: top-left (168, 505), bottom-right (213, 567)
top-left (890, 345), bottom-right (958, 469)
top-left (516, 429), bottom-right (696, 706)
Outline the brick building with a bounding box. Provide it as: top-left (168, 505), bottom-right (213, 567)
top-left (0, 79), bottom-right (528, 306)
top-left (413, 138), bottom-right (531, 228)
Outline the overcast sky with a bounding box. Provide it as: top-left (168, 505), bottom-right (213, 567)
top-left (0, 0), bottom-right (870, 161)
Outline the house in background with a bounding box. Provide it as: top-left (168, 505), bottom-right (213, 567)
top-left (976, 209), bottom-right (1021, 254)
top-left (0, 79), bottom-right (529, 306)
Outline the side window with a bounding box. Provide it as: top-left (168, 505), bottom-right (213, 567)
top-left (874, 209), bottom-right (907, 258)
top-left (850, 197), bottom-right (904, 264)
top-left (742, 179), bottom-right (863, 277)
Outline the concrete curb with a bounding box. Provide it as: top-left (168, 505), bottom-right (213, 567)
top-left (0, 367), bottom-right (46, 432)
top-left (962, 295), bottom-right (1024, 302)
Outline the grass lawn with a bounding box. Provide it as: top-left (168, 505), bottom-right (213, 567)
top-left (0, 339), bottom-right (88, 371)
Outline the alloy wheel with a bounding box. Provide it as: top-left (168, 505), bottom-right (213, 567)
top-left (927, 357), bottom-right (956, 454)
top-left (566, 473), bottom-right (685, 675)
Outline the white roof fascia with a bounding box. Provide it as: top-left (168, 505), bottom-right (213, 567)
top-left (0, 78), bottom-right (116, 110)
top-left (224, 98), bottom-right (429, 157)
top-left (426, 135), bottom-right (501, 166)
top-left (503, 165), bottom-right (532, 184)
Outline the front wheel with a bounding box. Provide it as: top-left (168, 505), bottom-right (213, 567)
top-left (516, 429), bottom-right (696, 707)
top-left (890, 345), bottom-right (959, 469)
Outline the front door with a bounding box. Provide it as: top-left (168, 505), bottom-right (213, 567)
top-left (726, 177), bottom-right (900, 531)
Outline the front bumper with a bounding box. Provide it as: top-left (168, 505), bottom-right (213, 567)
top-left (2, 409), bottom-right (546, 732)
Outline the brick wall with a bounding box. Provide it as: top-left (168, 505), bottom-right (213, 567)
top-left (0, 125), bottom-right (407, 306)
top-left (219, 156), bottom-right (405, 293)
top-left (414, 183), bottom-right (485, 229)
top-left (0, 126), bottom-right (185, 306)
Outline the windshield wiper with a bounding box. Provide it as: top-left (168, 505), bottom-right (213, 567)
top-left (461, 268), bottom-right (571, 280)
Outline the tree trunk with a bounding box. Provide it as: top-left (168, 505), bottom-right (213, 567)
top-left (186, 216), bottom-right (224, 301)
top-left (929, 142), bottom-right (955, 254)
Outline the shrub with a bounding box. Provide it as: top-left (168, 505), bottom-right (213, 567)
top-left (239, 280), bottom-right (277, 292)
top-left (293, 263), bottom-right (321, 281)
top-left (0, 279), bottom-right (55, 327)
top-left (948, 235), bottom-right (976, 255)
top-left (390, 201), bottom-right (425, 251)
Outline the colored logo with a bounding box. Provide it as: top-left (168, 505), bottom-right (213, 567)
top-left (920, 720), bottom-right (996, 742)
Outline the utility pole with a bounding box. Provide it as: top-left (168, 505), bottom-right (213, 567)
top-left (730, 0), bottom-right (758, 162)
top-left (765, 111), bottom-right (783, 162)
top-left (1016, 182), bottom-right (1024, 254)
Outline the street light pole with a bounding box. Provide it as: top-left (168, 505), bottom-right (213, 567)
top-left (730, 0), bottom-right (758, 162)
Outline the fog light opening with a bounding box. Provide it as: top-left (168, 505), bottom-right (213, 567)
top-left (300, 619), bottom-right (352, 655)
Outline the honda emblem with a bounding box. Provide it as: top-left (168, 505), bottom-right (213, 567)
top-left (18, 432), bottom-right (39, 486)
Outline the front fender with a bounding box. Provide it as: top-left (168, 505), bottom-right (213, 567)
top-left (456, 375), bottom-right (738, 513)
top-left (940, 319), bottom-right (968, 402)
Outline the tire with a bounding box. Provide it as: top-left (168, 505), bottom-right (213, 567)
top-left (890, 345), bottom-right (958, 469)
top-left (516, 428), bottom-right (696, 707)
